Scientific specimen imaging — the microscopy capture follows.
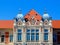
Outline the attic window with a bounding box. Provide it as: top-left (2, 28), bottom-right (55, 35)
top-left (25, 18), bottom-right (28, 22)
top-left (36, 14), bottom-right (38, 16)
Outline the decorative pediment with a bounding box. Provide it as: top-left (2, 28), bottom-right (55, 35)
top-left (24, 9), bottom-right (42, 21)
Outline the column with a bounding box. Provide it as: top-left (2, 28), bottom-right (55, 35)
top-left (13, 27), bottom-right (17, 45)
top-left (40, 27), bottom-right (44, 45)
top-left (49, 28), bottom-right (53, 45)
top-left (22, 28), bottom-right (26, 45)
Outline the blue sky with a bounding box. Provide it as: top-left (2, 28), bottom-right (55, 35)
top-left (0, 0), bottom-right (60, 20)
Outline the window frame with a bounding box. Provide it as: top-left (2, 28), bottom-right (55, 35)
top-left (17, 29), bottom-right (22, 42)
top-left (9, 34), bottom-right (13, 42)
top-left (26, 28), bottom-right (39, 42)
top-left (44, 29), bottom-right (48, 42)
top-left (1, 34), bottom-right (5, 43)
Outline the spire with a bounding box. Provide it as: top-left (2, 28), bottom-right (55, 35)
top-left (18, 8), bottom-right (22, 14)
top-left (44, 8), bottom-right (47, 14)
top-left (16, 9), bottom-right (23, 19)
top-left (43, 8), bottom-right (49, 19)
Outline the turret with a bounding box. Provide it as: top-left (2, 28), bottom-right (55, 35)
top-left (14, 9), bottom-right (24, 26)
top-left (42, 9), bottom-right (52, 26)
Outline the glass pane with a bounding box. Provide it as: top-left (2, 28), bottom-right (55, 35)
top-left (1, 35), bottom-right (4, 42)
top-left (31, 33), bottom-right (35, 41)
top-left (10, 35), bottom-right (13, 42)
top-left (44, 33), bottom-right (48, 41)
top-left (17, 33), bottom-right (22, 41)
top-left (26, 33), bottom-right (30, 41)
top-left (44, 29), bottom-right (48, 33)
top-left (31, 29), bottom-right (35, 33)
top-left (36, 33), bottom-right (39, 41)
top-left (36, 29), bottom-right (39, 32)
top-left (53, 33), bottom-right (57, 42)
top-left (27, 29), bottom-right (30, 33)
top-left (18, 29), bottom-right (22, 32)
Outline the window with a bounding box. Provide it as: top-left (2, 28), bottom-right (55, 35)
top-left (1, 35), bottom-right (4, 42)
top-left (53, 33), bottom-right (57, 42)
top-left (10, 35), bottom-right (13, 42)
top-left (36, 33), bottom-right (39, 41)
top-left (26, 29), bottom-right (30, 41)
top-left (36, 29), bottom-right (39, 33)
top-left (18, 29), bottom-right (22, 32)
top-left (26, 29), bottom-right (39, 42)
top-left (31, 29), bottom-right (35, 33)
top-left (44, 33), bottom-right (48, 41)
top-left (31, 33), bottom-right (35, 41)
top-left (44, 29), bottom-right (48, 42)
top-left (26, 33), bottom-right (30, 41)
top-left (27, 29), bottom-right (30, 33)
top-left (36, 29), bottom-right (39, 41)
top-left (44, 29), bottom-right (48, 33)
top-left (31, 29), bottom-right (35, 41)
top-left (18, 33), bottom-right (22, 41)
top-left (17, 29), bottom-right (22, 42)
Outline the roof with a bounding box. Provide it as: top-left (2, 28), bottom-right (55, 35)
top-left (52, 20), bottom-right (60, 28)
top-left (0, 10), bottom-right (60, 29)
top-left (0, 20), bottom-right (14, 29)
top-left (0, 20), bottom-right (60, 29)
top-left (24, 9), bottom-right (42, 21)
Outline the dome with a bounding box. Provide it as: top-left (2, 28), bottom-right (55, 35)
top-left (43, 13), bottom-right (49, 19)
top-left (16, 13), bottom-right (23, 19)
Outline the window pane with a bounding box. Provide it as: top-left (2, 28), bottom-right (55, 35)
top-left (44, 33), bottom-right (48, 41)
top-left (18, 29), bottom-right (22, 32)
top-left (27, 29), bottom-right (30, 33)
top-left (53, 33), bottom-right (57, 42)
top-left (1, 35), bottom-right (4, 42)
top-left (31, 29), bottom-right (35, 33)
top-left (36, 29), bottom-right (39, 33)
top-left (44, 29), bottom-right (48, 33)
top-left (10, 35), bottom-right (13, 42)
top-left (31, 33), bottom-right (35, 41)
top-left (36, 33), bottom-right (39, 41)
top-left (17, 33), bottom-right (22, 42)
top-left (26, 33), bottom-right (30, 41)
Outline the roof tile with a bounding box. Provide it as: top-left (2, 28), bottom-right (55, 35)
top-left (0, 20), bottom-right (14, 28)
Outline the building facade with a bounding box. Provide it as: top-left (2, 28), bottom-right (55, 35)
top-left (0, 9), bottom-right (60, 45)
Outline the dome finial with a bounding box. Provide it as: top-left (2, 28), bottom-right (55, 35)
top-left (44, 8), bottom-right (47, 14)
top-left (43, 8), bottom-right (49, 19)
top-left (19, 8), bottom-right (22, 14)
top-left (16, 8), bottom-right (23, 19)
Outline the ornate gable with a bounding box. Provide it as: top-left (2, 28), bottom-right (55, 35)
top-left (24, 9), bottom-right (42, 21)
